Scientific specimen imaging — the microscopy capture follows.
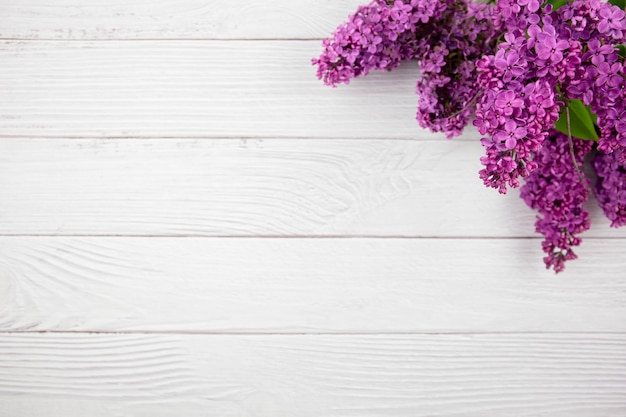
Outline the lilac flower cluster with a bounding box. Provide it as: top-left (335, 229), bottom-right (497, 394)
top-left (561, 0), bottom-right (626, 161)
top-left (475, 2), bottom-right (572, 193)
top-left (593, 150), bottom-right (626, 227)
top-left (312, 0), bottom-right (443, 87)
top-left (315, 0), bottom-right (626, 272)
top-left (414, 2), bottom-right (502, 137)
top-left (312, 0), bottom-right (502, 138)
top-left (520, 131), bottom-right (593, 272)
top-left (475, 0), bottom-right (626, 194)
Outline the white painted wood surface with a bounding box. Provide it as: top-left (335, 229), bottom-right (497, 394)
top-left (1, 1), bottom-right (625, 416)
top-left (0, 41), bottom-right (442, 139)
top-left (1, 237), bottom-right (626, 333)
top-left (2, 333), bottom-right (626, 416)
top-left (0, 138), bottom-right (605, 237)
top-left (0, 0), bottom-right (365, 39)
top-left (1, 138), bottom-right (623, 237)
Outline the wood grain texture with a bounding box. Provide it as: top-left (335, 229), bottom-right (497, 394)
top-left (0, 0), bottom-right (364, 40)
top-left (0, 40), bottom-right (459, 140)
top-left (2, 237), bottom-right (626, 333)
top-left (2, 333), bottom-right (626, 416)
top-left (4, 3), bottom-right (625, 417)
top-left (1, 138), bottom-right (624, 237)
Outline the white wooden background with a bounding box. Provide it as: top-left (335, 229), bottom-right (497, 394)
top-left (1, 1), bottom-right (626, 416)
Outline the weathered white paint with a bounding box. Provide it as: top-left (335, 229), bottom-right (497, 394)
top-left (1, 1), bottom-right (625, 416)
top-left (1, 237), bottom-right (626, 333)
top-left (0, 0), bottom-right (364, 39)
top-left (2, 333), bottom-right (626, 416)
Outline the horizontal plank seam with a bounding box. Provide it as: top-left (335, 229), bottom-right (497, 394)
top-left (3, 330), bottom-right (626, 336)
top-left (0, 234), bottom-right (622, 240)
top-left (0, 136), bottom-right (448, 141)
top-left (0, 38), bottom-right (327, 42)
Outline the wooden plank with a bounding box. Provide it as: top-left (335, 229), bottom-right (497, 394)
top-left (1, 333), bottom-right (626, 416)
top-left (0, 138), bottom-right (624, 237)
top-left (2, 237), bottom-right (625, 332)
top-left (0, 40), bottom-right (458, 140)
top-left (0, 0), bottom-right (364, 40)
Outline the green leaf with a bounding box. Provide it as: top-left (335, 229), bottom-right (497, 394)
top-left (554, 100), bottom-right (598, 141)
top-left (618, 44), bottom-right (626, 58)
top-left (609, 0), bottom-right (626, 9)
top-left (548, 0), bottom-right (568, 10)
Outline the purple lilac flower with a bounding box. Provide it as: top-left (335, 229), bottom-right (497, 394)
top-left (518, 0), bottom-right (540, 13)
top-left (314, 0), bottom-right (626, 271)
top-left (560, 0), bottom-right (626, 160)
top-left (535, 31), bottom-right (570, 63)
top-left (312, 0), bottom-right (440, 87)
top-left (587, 38), bottom-right (615, 65)
top-left (597, 4), bottom-right (626, 38)
top-left (493, 120), bottom-right (528, 149)
top-left (313, 0), bottom-right (503, 138)
top-left (312, 0), bottom-right (447, 87)
top-left (494, 50), bottom-right (526, 82)
top-left (476, 0), bottom-right (626, 194)
top-left (520, 131), bottom-right (594, 273)
top-left (474, 2), bottom-right (567, 193)
top-left (593, 150), bottom-right (626, 227)
top-left (415, 1), bottom-right (503, 137)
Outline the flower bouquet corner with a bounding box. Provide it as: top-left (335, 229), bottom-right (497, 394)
top-left (313, 0), bottom-right (626, 272)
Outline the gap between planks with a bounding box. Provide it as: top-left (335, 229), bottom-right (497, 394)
top-left (0, 136), bottom-right (450, 141)
top-left (0, 38), bottom-right (328, 41)
top-left (4, 330), bottom-right (626, 336)
top-left (0, 234), bottom-right (622, 239)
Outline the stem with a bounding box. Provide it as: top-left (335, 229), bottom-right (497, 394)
top-left (565, 105), bottom-right (591, 193)
top-left (432, 89), bottom-right (482, 122)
